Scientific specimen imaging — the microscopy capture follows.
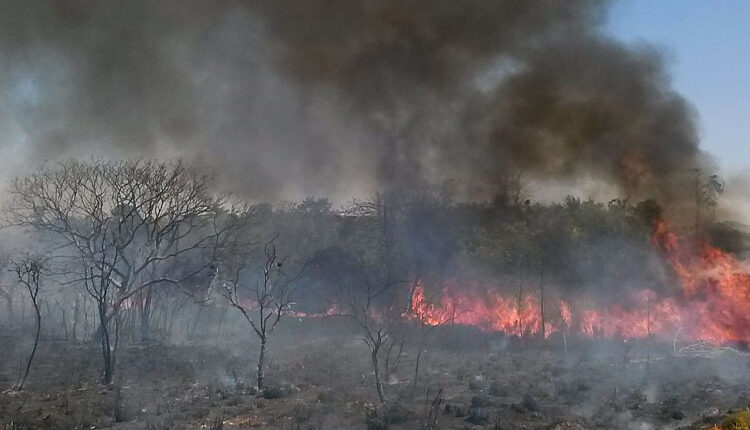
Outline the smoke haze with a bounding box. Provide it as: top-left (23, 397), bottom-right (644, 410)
top-left (0, 0), bottom-right (712, 204)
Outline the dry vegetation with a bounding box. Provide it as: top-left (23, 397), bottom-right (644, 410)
top-left (0, 160), bottom-right (748, 430)
top-left (2, 317), bottom-right (750, 429)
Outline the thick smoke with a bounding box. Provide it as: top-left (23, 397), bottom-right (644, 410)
top-left (0, 0), bottom-right (710, 203)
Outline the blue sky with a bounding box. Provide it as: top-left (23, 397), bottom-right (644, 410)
top-left (606, 0), bottom-right (749, 172)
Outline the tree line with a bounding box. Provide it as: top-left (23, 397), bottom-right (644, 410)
top-left (0, 159), bottom-right (741, 401)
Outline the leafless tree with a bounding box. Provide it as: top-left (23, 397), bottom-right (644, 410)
top-left (219, 236), bottom-right (306, 390)
top-left (7, 159), bottom-right (240, 383)
top-left (419, 387), bottom-right (444, 430)
top-left (10, 254), bottom-right (46, 391)
top-left (383, 329), bottom-right (405, 384)
top-left (335, 193), bottom-right (412, 403)
top-left (81, 229), bottom-right (121, 384)
top-left (338, 273), bottom-right (402, 403)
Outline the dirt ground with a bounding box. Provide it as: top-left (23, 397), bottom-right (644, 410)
top-left (1, 318), bottom-right (749, 430)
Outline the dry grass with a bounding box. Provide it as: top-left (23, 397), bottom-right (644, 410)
top-left (711, 408), bottom-right (750, 430)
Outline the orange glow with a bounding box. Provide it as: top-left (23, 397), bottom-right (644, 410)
top-left (407, 220), bottom-right (750, 345)
top-left (559, 300), bottom-right (572, 329)
top-left (292, 303), bottom-right (342, 319)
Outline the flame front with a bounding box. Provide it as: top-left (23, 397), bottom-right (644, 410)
top-left (408, 220), bottom-right (750, 345)
top-left (410, 284), bottom-right (543, 336)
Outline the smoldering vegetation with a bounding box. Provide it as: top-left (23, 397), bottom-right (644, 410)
top-left (0, 159), bottom-right (748, 430)
top-left (0, 0), bottom-right (748, 429)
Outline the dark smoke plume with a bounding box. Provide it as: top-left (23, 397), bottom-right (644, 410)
top-left (0, 0), bottom-right (711, 203)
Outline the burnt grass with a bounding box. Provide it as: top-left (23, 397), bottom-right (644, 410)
top-left (2, 318), bottom-right (750, 430)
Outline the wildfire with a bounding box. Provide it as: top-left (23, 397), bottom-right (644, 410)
top-left (292, 303), bottom-right (342, 319)
top-left (408, 220), bottom-right (750, 345)
top-left (410, 284), bottom-right (543, 336)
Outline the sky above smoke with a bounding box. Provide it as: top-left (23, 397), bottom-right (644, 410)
top-left (0, 0), bottom-right (713, 205)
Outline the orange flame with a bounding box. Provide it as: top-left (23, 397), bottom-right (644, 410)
top-left (407, 220), bottom-right (750, 345)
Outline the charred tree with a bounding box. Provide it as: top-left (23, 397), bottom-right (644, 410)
top-left (335, 273), bottom-right (397, 403)
top-left (11, 255), bottom-right (45, 391)
top-left (81, 230), bottom-right (121, 384)
top-left (331, 193), bottom-right (412, 403)
top-left (221, 235), bottom-right (306, 390)
top-left (7, 160), bottom-right (239, 346)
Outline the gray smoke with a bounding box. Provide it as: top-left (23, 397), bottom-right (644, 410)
top-left (0, 0), bottom-right (711, 203)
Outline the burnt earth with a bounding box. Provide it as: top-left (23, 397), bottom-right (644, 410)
top-left (1, 321), bottom-right (749, 429)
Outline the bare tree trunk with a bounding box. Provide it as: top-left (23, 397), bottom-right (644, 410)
top-left (98, 301), bottom-right (114, 385)
top-left (372, 347), bottom-right (385, 403)
top-left (60, 302), bottom-right (69, 341)
top-left (73, 294), bottom-right (80, 342)
top-left (112, 313), bottom-right (124, 422)
top-left (82, 299), bottom-right (90, 340)
top-left (257, 337), bottom-right (267, 390)
top-left (17, 298), bottom-right (41, 391)
top-left (139, 286), bottom-right (153, 342)
top-left (92, 303), bottom-right (121, 344)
